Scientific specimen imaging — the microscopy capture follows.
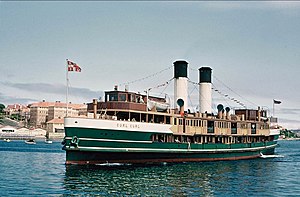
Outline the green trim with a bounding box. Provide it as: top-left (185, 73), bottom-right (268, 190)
top-left (65, 127), bottom-right (152, 141)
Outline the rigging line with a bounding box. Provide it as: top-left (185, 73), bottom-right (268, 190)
top-left (213, 75), bottom-right (258, 107)
top-left (190, 82), bottom-right (215, 112)
top-left (158, 78), bottom-right (174, 97)
top-left (211, 83), bottom-right (235, 109)
top-left (212, 83), bottom-right (247, 109)
top-left (187, 79), bottom-right (199, 86)
top-left (187, 79), bottom-right (212, 109)
top-left (187, 83), bottom-right (198, 108)
top-left (188, 78), bottom-right (198, 95)
top-left (187, 79), bottom-right (246, 109)
top-left (189, 67), bottom-right (199, 72)
top-left (119, 65), bottom-right (173, 86)
top-left (188, 79), bottom-right (243, 107)
top-left (148, 77), bottom-right (174, 91)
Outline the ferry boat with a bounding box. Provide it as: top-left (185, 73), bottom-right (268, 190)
top-left (62, 60), bottom-right (279, 165)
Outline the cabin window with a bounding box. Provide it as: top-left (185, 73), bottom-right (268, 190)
top-left (128, 94), bottom-right (132, 102)
top-left (231, 122), bottom-right (237, 134)
top-left (207, 121), bottom-right (214, 133)
top-left (130, 94), bottom-right (135, 102)
top-left (250, 111), bottom-right (256, 119)
top-left (154, 115), bottom-right (164, 124)
top-left (186, 120), bottom-right (189, 126)
top-left (119, 94), bottom-right (126, 101)
top-left (174, 118), bottom-right (177, 125)
top-left (166, 116), bottom-right (170, 124)
top-left (109, 93), bottom-right (118, 101)
top-left (240, 123), bottom-right (247, 129)
top-left (179, 119), bottom-right (183, 125)
top-left (251, 123), bottom-right (256, 134)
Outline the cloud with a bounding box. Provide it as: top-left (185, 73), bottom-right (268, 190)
top-left (264, 2), bottom-right (300, 10)
top-left (279, 108), bottom-right (300, 115)
top-left (278, 117), bottom-right (300, 129)
top-left (0, 93), bottom-right (38, 105)
top-left (280, 118), bottom-right (300, 124)
top-left (202, 2), bottom-right (248, 10)
top-left (0, 82), bottom-right (103, 105)
top-left (201, 2), bottom-right (300, 14)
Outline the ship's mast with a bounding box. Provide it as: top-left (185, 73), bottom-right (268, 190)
top-left (66, 60), bottom-right (69, 117)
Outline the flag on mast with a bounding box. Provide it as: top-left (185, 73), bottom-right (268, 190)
top-left (273, 99), bottom-right (281, 104)
top-left (67, 59), bottom-right (81, 72)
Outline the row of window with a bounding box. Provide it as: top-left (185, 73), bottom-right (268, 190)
top-left (175, 118), bottom-right (230, 129)
top-left (174, 118), bottom-right (207, 127)
top-left (174, 118), bottom-right (268, 130)
top-left (108, 93), bottom-right (143, 103)
top-left (151, 134), bottom-right (274, 144)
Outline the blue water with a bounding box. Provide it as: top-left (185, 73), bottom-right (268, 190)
top-left (0, 140), bottom-right (299, 196)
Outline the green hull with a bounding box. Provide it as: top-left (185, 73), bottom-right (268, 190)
top-left (65, 148), bottom-right (276, 165)
top-left (63, 126), bottom-right (278, 165)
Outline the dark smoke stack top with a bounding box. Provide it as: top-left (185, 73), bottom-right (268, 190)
top-left (174, 60), bottom-right (188, 78)
top-left (199, 67), bottom-right (212, 83)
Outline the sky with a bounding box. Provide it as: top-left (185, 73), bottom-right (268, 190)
top-left (1, 2), bottom-right (300, 129)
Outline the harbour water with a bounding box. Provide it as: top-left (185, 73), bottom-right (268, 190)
top-left (0, 140), bottom-right (299, 196)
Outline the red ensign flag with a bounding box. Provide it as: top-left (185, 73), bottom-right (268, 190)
top-left (67, 59), bottom-right (81, 72)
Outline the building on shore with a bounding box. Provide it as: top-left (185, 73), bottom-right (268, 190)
top-left (29, 100), bottom-right (87, 129)
top-left (46, 118), bottom-right (64, 133)
top-left (0, 125), bottom-right (46, 140)
top-left (4, 104), bottom-right (29, 116)
top-left (46, 118), bottom-right (65, 139)
top-left (3, 104), bottom-right (30, 124)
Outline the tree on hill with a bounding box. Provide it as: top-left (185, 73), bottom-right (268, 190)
top-left (280, 129), bottom-right (296, 138)
top-left (0, 103), bottom-right (5, 121)
top-left (0, 103), bottom-right (5, 113)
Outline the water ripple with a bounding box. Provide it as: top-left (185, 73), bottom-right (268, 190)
top-left (1, 140), bottom-right (300, 196)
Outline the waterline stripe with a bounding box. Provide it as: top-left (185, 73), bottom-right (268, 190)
top-left (69, 144), bottom-right (277, 153)
top-left (65, 137), bottom-right (152, 144)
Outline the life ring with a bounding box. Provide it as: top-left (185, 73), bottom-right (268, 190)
top-left (71, 136), bottom-right (79, 147)
top-left (61, 138), bottom-right (66, 145)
